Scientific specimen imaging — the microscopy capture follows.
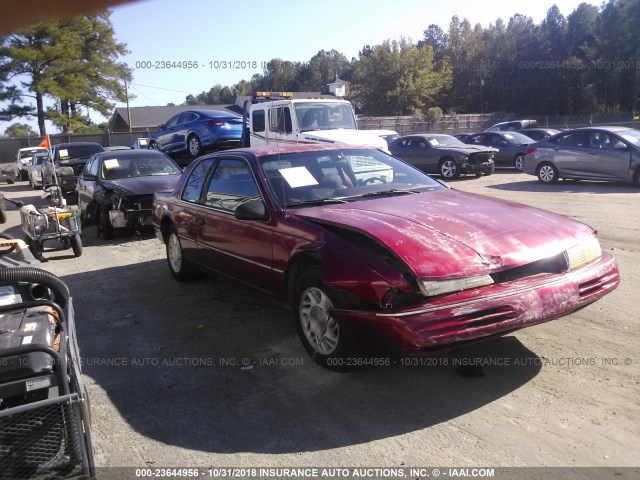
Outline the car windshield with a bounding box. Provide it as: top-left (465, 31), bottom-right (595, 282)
top-left (294, 102), bottom-right (357, 132)
top-left (503, 132), bottom-right (534, 144)
top-left (56, 144), bottom-right (104, 161)
top-left (619, 129), bottom-right (640, 147)
top-left (259, 148), bottom-right (445, 208)
top-left (101, 154), bottom-right (181, 180)
top-left (425, 135), bottom-right (465, 147)
top-left (20, 148), bottom-right (47, 159)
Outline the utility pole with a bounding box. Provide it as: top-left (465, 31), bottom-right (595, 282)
top-left (125, 81), bottom-right (132, 132)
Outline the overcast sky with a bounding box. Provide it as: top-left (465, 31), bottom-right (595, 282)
top-left (2, 0), bottom-right (602, 134)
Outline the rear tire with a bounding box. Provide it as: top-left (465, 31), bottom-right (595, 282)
top-left (634, 168), bottom-right (640, 188)
top-left (514, 154), bottom-right (525, 171)
top-left (293, 268), bottom-right (356, 371)
top-left (537, 163), bottom-right (559, 184)
top-left (70, 235), bottom-right (83, 257)
top-left (166, 225), bottom-right (199, 281)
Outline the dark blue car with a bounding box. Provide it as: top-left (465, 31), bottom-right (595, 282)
top-left (149, 109), bottom-right (243, 161)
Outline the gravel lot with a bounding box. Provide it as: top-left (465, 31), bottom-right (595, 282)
top-left (1, 170), bottom-right (638, 472)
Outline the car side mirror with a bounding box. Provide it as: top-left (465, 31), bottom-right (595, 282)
top-left (234, 199), bottom-right (269, 222)
top-left (159, 123), bottom-right (166, 129)
top-left (613, 142), bottom-right (628, 151)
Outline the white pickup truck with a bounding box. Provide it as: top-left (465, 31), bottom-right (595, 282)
top-left (240, 92), bottom-right (393, 183)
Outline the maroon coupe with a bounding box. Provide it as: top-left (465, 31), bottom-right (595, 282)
top-left (152, 144), bottom-right (620, 370)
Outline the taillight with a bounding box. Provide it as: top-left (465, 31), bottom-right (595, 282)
top-left (205, 119), bottom-right (225, 126)
top-left (525, 147), bottom-right (537, 155)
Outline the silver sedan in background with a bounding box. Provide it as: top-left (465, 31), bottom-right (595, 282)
top-left (523, 126), bottom-right (640, 185)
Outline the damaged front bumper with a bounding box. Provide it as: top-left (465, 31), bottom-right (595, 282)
top-left (332, 253), bottom-right (619, 353)
top-left (461, 159), bottom-right (494, 175)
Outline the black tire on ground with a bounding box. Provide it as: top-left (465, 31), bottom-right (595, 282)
top-left (70, 234), bottom-right (82, 257)
top-left (485, 164), bottom-right (495, 176)
top-left (99, 205), bottom-right (114, 239)
top-left (537, 162), bottom-right (559, 184)
top-left (187, 135), bottom-right (202, 157)
top-left (0, 208), bottom-right (6, 224)
top-left (293, 268), bottom-right (356, 371)
top-left (20, 170), bottom-right (28, 181)
top-left (439, 158), bottom-right (460, 180)
top-left (514, 154), bottom-right (525, 171)
top-left (27, 238), bottom-right (44, 261)
top-left (634, 168), bottom-right (640, 188)
top-left (166, 225), bottom-right (200, 281)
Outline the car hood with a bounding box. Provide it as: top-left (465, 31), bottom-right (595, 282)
top-left (296, 189), bottom-right (594, 279)
top-left (101, 175), bottom-right (181, 196)
top-left (300, 129), bottom-right (390, 152)
top-left (433, 145), bottom-right (498, 155)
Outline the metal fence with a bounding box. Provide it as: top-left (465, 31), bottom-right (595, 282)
top-left (358, 112), bottom-right (638, 136)
top-left (0, 131), bottom-right (150, 165)
top-left (1, 112), bottom-right (637, 168)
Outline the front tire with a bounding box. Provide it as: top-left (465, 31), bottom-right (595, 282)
top-left (537, 163), bottom-right (559, 184)
top-left (26, 237), bottom-right (44, 261)
top-left (166, 225), bottom-right (199, 281)
top-left (70, 235), bottom-right (82, 257)
top-left (99, 205), bottom-right (114, 239)
top-left (187, 135), bottom-right (202, 157)
top-left (293, 269), bottom-right (355, 371)
top-left (439, 158), bottom-right (460, 180)
top-left (514, 154), bottom-right (525, 171)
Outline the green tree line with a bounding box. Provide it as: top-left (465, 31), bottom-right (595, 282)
top-left (0, 11), bottom-right (131, 136)
top-left (186, 0), bottom-right (639, 117)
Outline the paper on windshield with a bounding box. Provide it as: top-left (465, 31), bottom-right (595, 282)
top-left (280, 166), bottom-right (319, 188)
top-left (429, 138), bottom-right (439, 146)
top-left (58, 149), bottom-right (69, 159)
top-left (104, 159), bottom-right (120, 169)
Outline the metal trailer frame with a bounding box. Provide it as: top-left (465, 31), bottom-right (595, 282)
top-left (0, 242), bottom-right (94, 479)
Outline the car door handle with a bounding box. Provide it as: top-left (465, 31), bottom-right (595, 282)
top-left (195, 218), bottom-right (205, 226)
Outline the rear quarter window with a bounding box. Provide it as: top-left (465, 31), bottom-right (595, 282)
top-left (182, 159), bottom-right (214, 203)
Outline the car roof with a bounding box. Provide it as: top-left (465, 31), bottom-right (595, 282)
top-left (19, 146), bottom-right (48, 152)
top-left (189, 109), bottom-right (241, 117)
top-left (574, 126), bottom-right (632, 132)
top-left (206, 143), bottom-right (378, 158)
top-left (53, 142), bottom-right (103, 148)
top-left (94, 149), bottom-right (170, 160)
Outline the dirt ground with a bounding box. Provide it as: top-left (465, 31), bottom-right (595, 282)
top-left (0, 170), bottom-right (638, 471)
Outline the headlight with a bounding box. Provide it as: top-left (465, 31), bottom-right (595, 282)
top-left (419, 274), bottom-right (494, 297)
top-left (565, 236), bottom-right (601, 270)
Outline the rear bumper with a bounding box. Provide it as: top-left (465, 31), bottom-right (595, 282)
top-left (333, 253), bottom-right (619, 353)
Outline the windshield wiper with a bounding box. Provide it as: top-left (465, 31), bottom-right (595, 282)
top-left (357, 189), bottom-right (421, 198)
top-left (285, 198), bottom-right (348, 207)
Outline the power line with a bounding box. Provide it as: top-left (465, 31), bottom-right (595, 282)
top-left (129, 82), bottom-right (194, 95)
top-left (129, 84), bottom-right (161, 105)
